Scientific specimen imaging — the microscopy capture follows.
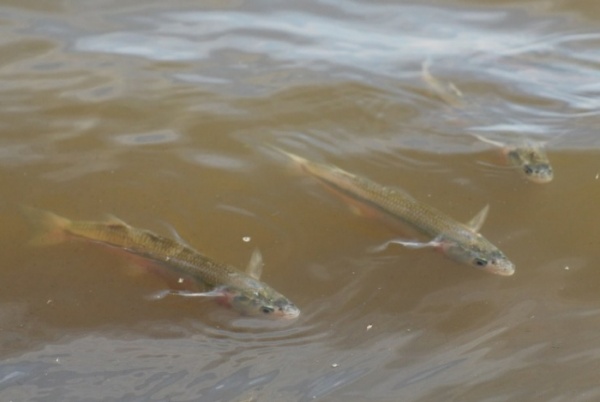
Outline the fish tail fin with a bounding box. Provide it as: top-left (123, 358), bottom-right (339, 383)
top-left (269, 145), bottom-right (337, 180)
top-left (20, 206), bottom-right (70, 246)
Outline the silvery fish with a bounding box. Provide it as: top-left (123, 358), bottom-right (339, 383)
top-left (472, 134), bottom-right (553, 184)
top-left (275, 149), bottom-right (515, 276)
top-left (422, 60), bottom-right (553, 183)
top-left (22, 207), bottom-right (300, 319)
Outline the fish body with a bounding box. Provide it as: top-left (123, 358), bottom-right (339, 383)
top-left (276, 149), bottom-right (515, 276)
top-left (23, 207), bottom-right (300, 319)
top-left (422, 60), bottom-right (553, 183)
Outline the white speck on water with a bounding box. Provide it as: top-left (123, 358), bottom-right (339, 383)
top-left (55, 358), bottom-right (60, 364)
top-left (47, 299), bottom-right (52, 304)
top-left (596, 173), bottom-right (599, 179)
top-left (565, 266), bottom-right (570, 270)
top-left (178, 278), bottom-right (184, 283)
top-left (331, 363), bottom-right (338, 368)
top-left (367, 324), bottom-right (373, 330)
top-left (243, 236), bottom-right (251, 242)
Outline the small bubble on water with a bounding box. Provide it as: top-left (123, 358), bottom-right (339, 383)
top-left (331, 363), bottom-right (339, 368)
top-left (243, 236), bottom-right (251, 242)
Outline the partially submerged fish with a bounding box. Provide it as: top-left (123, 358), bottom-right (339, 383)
top-left (473, 135), bottom-right (553, 184)
top-left (422, 60), bottom-right (553, 183)
top-left (22, 207), bottom-right (300, 319)
top-left (274, 149), bottom-right (515, 276)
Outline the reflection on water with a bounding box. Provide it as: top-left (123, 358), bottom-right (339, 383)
top-left (1, 0), bottom-right (600, 400)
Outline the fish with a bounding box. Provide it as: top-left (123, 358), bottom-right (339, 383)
top-left (22, 207), bottom-right (300, 319)
top-left (421, 60), bottom-right (554, 183)
top-left (421, 59), bottom-right (465, 109)
top-left (472, 135), bottom-right (553, 184)
top-left (273, 148), bottom-right (515, 276)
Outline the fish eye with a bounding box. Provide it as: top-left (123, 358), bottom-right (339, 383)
top-left (474, 258), bottom-right (488, 267)
top-left (261, 306), bottom-right (274, 314)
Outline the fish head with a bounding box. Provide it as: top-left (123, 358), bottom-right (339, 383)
top-left (508, 145), bottom-right (553, 183)
top-left (442, 234), bottom-right (515, 276)
top-left (522, 162), bottom-right (553, 183)
top-left (220, 279), bottom-right (300, 319)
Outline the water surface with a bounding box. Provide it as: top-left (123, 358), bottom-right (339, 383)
top-left (1, 0), bottom-right (600, 401)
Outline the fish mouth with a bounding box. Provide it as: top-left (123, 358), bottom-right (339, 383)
top-left (528, 174), bottom-right (553, 184)
top-left (524, 165), bottom-right (553, 183)
top-left (486, 260), bottom-right (516, 276)
top-left (275, 304), bottom-right (301, 319)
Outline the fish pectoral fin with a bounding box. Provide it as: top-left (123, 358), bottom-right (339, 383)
top-left (369, 237), bottom-right (442, 252)
top-left (466, 204), bottom-right (489, 232)
top-left (245, 248), bottom-right (264, 279)
top-left (146, 289), bottom-right (225, 300)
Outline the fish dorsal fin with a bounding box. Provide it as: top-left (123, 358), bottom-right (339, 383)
top-left (158, 220), bottom-right (192, 247)
top-left (104, 214), bottom-right (130, 227)
top-left (467, 204), bottom-right (489, 232)
top-left (246, 248), bottom-right (264, 280)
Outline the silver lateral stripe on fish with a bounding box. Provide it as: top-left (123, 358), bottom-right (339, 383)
top-left (22, 207), bottom-right (300, 319)
top-left (274, 148), bottom-right (515, 276)
top-left (422, 60), bottom-right (554, 183)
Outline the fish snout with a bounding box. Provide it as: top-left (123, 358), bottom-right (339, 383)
top-left (487, 258), bottom-right (515, 276)
top-left (524, 164), bottom-right (553, 183)
top-left (274, 302), bottom-right (301, 319)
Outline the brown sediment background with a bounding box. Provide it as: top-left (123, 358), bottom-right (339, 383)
top-left (1, 0), bottom-right (600, 400)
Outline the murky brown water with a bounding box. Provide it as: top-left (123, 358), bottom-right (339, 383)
top-left (1, 0), bottom-right (600, 401)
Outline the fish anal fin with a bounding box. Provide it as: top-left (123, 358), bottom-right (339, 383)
top-left (467, 204), bottom-right (489, 232)
top-left (246, 249), bottom-right (264, 280)
top-left (119, 253), bottom-right (157, 278)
